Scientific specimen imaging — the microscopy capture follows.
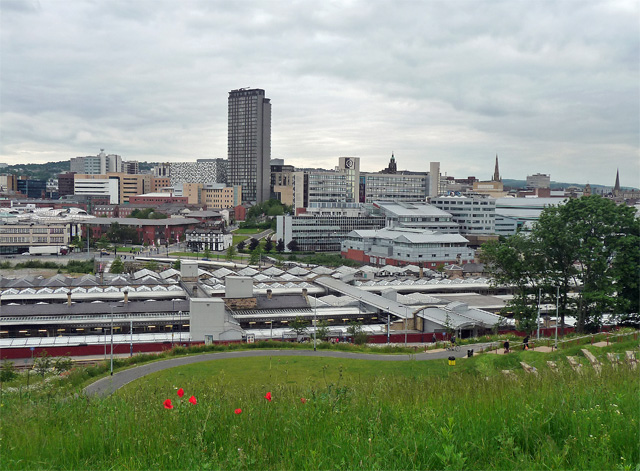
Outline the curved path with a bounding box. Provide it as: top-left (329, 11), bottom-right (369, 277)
top-left (83, 343), bottom-right (493, 397)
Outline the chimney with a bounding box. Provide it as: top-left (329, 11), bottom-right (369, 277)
top-left (192, 285), bottom-right (198, 297)
top-left (302, 288), bottom-right (308, 303)
top-left (267, 289), bottom-right (272, 300)
top-left (123, 290), bottom-right (129, 304)
top-left (419, 266), bottom-right (423, 278)
top-left (67, 290), bottom-right (72, 306)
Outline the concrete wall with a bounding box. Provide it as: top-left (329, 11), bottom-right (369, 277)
top-left (190, 298), bottom-right (244, 342)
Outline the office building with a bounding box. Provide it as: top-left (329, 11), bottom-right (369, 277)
top-left (526, 173), bottom-right (551, 189)
top-left (228, 88), bottom-right (271, 204)
top-left (154, 159), bottom-right (227, 186)
top-left (276, 208), bottom-right (386, 252)
top-left (70, 150), bottom-right (122, 175)
top-left (431, 195), bottom-right (496, 235)
top-left (372, 201), bottom-right (459, 233)
top-left (17, 179), bottom-right (47, 199)
top-left (341, 227), bottom-right (475, 268)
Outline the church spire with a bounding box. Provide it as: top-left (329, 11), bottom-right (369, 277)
top-left (613, 168), bottom-right (621, 196)
top-left (492, 154), bottom-right (501, 182)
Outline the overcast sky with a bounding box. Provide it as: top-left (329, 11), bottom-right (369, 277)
top-left (1, 0), bottom-right (638, 186)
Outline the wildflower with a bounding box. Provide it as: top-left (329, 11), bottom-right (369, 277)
top-left (189, 396), bottom-right (197, 405)
top-left (163, 399), bottom-right (174, 409)
top-left (235, 408), bottom-right (242, 414)
top-left (265, 392), bottom-right (272, 402)
top-left (300, 397), bottom-right (307, 404)
top-left (177, 388), bottom-right (185, 398)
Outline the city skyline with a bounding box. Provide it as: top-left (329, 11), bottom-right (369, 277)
top-left (1, 0), bottom-right (638, 187)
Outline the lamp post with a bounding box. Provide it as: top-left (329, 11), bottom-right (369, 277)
top-left (555, 286), bottom-right (559, 350)
top-left (178, 310), bottom-right (182, 345)
top-left (536, 287), bottom-right (541, 340)
top-left (387, 307), bottom-right (390, 344)
top-left (404, 306), bottom-right (408, 346)
top-left (130, 319), bottom-right (133, 357)
top-left (110, 305), bottom-right (114, 376)
top-left (313, 293), bottom-right (317, 351)
top-left (171, 300), bottom-right (175, 348)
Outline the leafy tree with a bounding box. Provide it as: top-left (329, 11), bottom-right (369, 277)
top-left (289, 316), bottom-right (309, 339)
top-left (110, 256), bottom-right (124, 274)
top-left (33, 351), bottom-right (52, 377)
top-left (225, 245), bottom-right (236, 261)
top-left (53, 356), bottom-right (73, 374)
top-left (144, 260), bottom-right (159, 271)
top-left (95, 235), bottom-right (112, 252)
top-left (237, 240), bottom-right (246, 252)
top-left (286, 240), bottom-right (299, 252)
top-left (203, 248), bottom-right (212, 259)
top-left (276, 238), bottom-right (285, 253)
top-left (172, 258), bottom-right (181, 270)
top-left (346, 321), bottom-right (369, 345)
top-left (481, 233), bottom-right (544, 334)
top-left (315, 320), bottom-right (330, 341)
top-left (482, 195), bottom-right (640, 334)
top-left (250, 246), bottom-right (263, 265)
top-left (248, 238), bottom-right (260, 251)
top-left (264, 238), bottom-right (273, 253)
top-left (0, 361), bottom-right (18, 382)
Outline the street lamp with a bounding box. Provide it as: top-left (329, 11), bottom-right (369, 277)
top-left (178, 310), bottom-right (182, 345)
top-left (404, 306), bottom-right (408, 346)
top-left (386, 307), bottom-right (390, 344)
top-left (555, 286), bottom-right (559, 350)
top-left (110, 305), bottom-right (114, 376)
top-left (313, 293), bottom-right (317, 351)
top-left (536, 288), bottom-right (541, 339)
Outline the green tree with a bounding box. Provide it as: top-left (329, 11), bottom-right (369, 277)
top-left (276, 238), bottom-right (285, 253)
top-left (250, 246), bottom-right (263, 265)
top-left (289, 316), bottom-right (309, 339)
top-left (203, 248), bottom-right (212, 259)
top-left (110, 256), bottom-right (125, 274)
top-left (95, 235), bottom-right (112, 253)
top-left (481, 233), bottom-right (544, 334)
top-left (264, 238), bottom-right (273, 253)
top-left (33, 351), bottom-right (52, 377)
top-left (144, 260), bottom-right (159, 271)
top-left (248, 238), bottom-right (259, 251)
top-left (172, 258), bottom-right (181, 270)
top-left (316, 320), bottom-right (330, 341)
top-left (346, 321), bottom-right (369, 345)
top-left (0, 361), bottom-right (18, 382)
top-left (53, 356), bottom-right (73, 374)
top-left (482, 195), bottom-right (640, 334)
top-left (225, 245), bottom-right (236, 261)
top-left (237, 240), bottom-right (246, 252)
top-left (286, 240), bottom-right (298, 252)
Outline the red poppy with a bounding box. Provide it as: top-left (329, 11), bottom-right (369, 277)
top-left (300, 397), bottom-right (307, 404)
top-left (163, 399), bottom-right (174, 409)
top-left (188, 395), bottom-right (197, 405)
top-left (264, 392), bottom-right (272, 402)
top-left (234, 408), bottom-right (242, 414)
top-left (177, 388), bottom-right (185, 398)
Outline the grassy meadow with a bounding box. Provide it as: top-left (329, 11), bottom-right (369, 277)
top-left (0, 340), bottom-right (638, 470)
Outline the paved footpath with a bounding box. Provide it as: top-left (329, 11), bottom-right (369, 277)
top-left (84, 343), bottom-right (494, 397)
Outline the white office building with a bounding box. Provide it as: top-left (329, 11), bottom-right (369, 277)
top-left (431, 195), bottom-right (496, 235)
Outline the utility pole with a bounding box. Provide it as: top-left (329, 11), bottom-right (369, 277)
top-left (537, 288), bottom-right (541, 339)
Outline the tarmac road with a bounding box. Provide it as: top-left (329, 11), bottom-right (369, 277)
top-left (83, 342), bottom-right (495, 397)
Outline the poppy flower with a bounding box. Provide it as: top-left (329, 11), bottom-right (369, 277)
top-left (264, 392), bottom-right (272, 402)
top-left (188, 395), bottom-right (197, 405)
top-left (234, 408), bottom-right (242, 414)
top-left (163, 399), bottom-right (174, 409)
top-left (177, 388), bottom-right (185, 398)
top-left (300, 397), bottom-right (307, 404)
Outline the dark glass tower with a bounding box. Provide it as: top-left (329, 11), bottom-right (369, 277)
top-left (228, 88), bottom-right (271, 203)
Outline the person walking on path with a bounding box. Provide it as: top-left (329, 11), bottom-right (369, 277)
top-left (503, 340), bottom-right (510, 353)
top-left (523, 335), bottom-right (530, 350)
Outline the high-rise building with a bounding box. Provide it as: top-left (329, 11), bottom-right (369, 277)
top-left (70, 150), bottom-right (122, 174)
top-left (228, 88), bottom-right (271, 204)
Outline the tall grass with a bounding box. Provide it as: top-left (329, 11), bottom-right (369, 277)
top-left (1, 345), bottom-right (637, 470)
